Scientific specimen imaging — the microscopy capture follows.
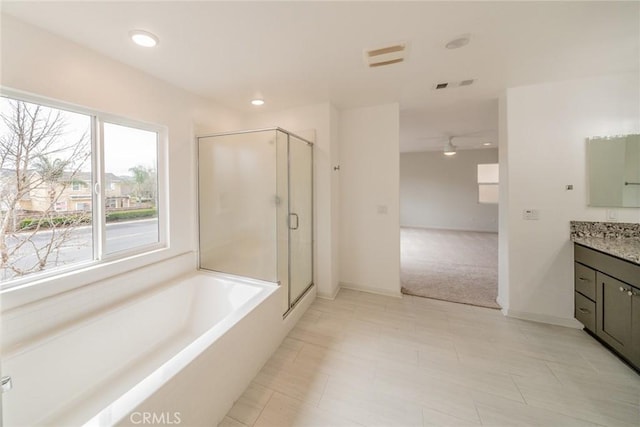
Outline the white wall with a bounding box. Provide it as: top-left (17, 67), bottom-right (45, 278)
top-left (243, 103), bottom-right (340, 299)
top-left (502, 72), bottom-right (640, 326)
top-left (0, 15), bottom-right (243, 308)
top-left (339, 103), bottom-right (401, 296)
top-left (400, 149), bottom-right (499, 232)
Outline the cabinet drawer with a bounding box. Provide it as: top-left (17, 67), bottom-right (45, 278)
top-left (575, 262), bottom-right (596, 300)
top-left (575, 292), bottom-right (596, 332)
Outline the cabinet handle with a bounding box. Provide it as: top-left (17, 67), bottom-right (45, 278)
top-left (578, 307), bottom-right (590, 314)
top-left (619, 286), bottom-right (627, 293)
top-left (578, 277), bottom-right (589, 282)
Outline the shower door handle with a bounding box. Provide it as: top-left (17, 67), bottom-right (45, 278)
top-left (289, 213), bottom-right (299, 230)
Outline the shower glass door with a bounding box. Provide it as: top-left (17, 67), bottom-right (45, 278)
top-left (288, 135), bottom-right (313, 305)
top-left (197, 128), bottom-right (313, 315)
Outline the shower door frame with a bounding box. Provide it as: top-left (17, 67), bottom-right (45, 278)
top-left (283, 130), bottom-right (314, 317)
top-left (195, 127), bottom-right (314, 316)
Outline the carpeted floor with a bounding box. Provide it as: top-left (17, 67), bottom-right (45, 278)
top-left (401, 227), bottom-right (500, 309)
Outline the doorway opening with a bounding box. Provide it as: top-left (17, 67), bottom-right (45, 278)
top-left (399, 145), bottom-right (500, 309)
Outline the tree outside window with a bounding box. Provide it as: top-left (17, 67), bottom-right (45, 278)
top-left (0, 96), bottom-right (162, 286)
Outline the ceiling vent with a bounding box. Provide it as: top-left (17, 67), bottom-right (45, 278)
top-left (365, 43), bottom-right (407, 68)
top-left (434, 79), bottom-right (475, 90)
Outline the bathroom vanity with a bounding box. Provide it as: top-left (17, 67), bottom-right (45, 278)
top-left (571, 221), bottom-right (640, 371)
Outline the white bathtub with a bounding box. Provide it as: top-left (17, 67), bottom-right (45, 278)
top-left (1, 270), bottom-right (284, 426)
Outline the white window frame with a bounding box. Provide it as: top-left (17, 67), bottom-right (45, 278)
top-left (0, 88), bottom-right (169, 292)
top-left (477, 163), bottom-right (499, 204)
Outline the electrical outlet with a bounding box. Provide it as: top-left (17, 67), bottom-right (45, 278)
top-left (523, 209), bottom-right (540, 220)
top-left (606, 209), bottom-right (618, 221)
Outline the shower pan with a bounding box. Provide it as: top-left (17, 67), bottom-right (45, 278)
top-left (197, 128), bottom-right (313, 314)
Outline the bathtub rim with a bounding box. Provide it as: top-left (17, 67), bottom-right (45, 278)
top-left (81, 269), bottom-right (278, 426)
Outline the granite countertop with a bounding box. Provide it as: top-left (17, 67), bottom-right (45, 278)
top-left (572, 236), bottom-right (640, 265)
top-left (570, 221), bottom-right (640, 265)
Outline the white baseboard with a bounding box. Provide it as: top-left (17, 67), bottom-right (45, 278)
top-left (339, 281), bottom-right (402, 298)
top-left (496, 295), bottom-right (507, 312)
top-left (504, 308), bottom-right (582, 329)
top-left (317, 284), bottom-right (341, 300)
top-left (400, 224), bottom-right (499, 234)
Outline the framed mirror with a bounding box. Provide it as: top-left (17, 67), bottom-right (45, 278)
top-left (587, 134), bottom-right (640, 207)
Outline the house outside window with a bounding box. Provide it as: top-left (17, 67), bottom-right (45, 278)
top-left (0, 93), bottom-right (166, 288)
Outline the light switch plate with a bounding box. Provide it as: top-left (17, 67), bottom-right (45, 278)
top-left (523, 209), bottom-right (540, 220)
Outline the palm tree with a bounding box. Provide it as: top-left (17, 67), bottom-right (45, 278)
top-left (34, 156), bottom-right (68, 205)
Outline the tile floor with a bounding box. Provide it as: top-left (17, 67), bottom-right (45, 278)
top-left (219, 289), bottom-right (640, 427)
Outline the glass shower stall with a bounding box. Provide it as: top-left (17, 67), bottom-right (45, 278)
top-left (197, 128), bottom-right (313, 314)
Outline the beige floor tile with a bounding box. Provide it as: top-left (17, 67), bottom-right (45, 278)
top-left (417, 343), bottom-right (459, 368)
top-left (218, 416), bottom-right (249, 427)
top-left (374, 363), bottom-right (480, 422)
top-left (227, 382), bottom-right (274, 426)
top-left (373, 338), bottom-right (420, 365)
top-left (473, 391), bottom-right (602, 427)
top-left (546, 358), bottom-right (640, 392)
top-left (422, 407), bottom-right (482, 426)
top-left (252, 360), bottom-right (329, 405)
top-left (330, 334), bottom-right (381, 362)
top-left (515, 378), bottom-right (640, 426)
top-left (309, 299), bottom-right (356, 318)
top-left (292, 343), bottom-right (377, 383)
top-left (319, 376), bottom-right (423, 427)
top-left (341, 318), bottom-right (382, 340)
top-left (421, 361), bottom-right (526, 404)
top-left (254, 392), bottom-right (362, 427)
top-left (287, 325), bottom-right (342, 349)
top-left (353, 306), bottom-right (416, 332)
top-left (455, 345), bottom-right (558, 379)
top-left (264, 338), bottom-right (304, 371)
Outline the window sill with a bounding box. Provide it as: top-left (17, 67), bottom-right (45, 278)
top-left (0, 247), bottom-right (193, 312)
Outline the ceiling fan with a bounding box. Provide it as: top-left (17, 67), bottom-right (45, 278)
top-left (432, 136), bottom-right (455, 156)
top-left (416, 129), bottom-right (496, 156)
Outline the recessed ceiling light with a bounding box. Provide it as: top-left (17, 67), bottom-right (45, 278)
top-left (482, 142), bottom-right (492, 146)
top-left (130, 30), bottom-right (159, 48)
top-left (445, 35), bottom-right (470, 50)
top-left (251, 99), bottom-right (265, 106)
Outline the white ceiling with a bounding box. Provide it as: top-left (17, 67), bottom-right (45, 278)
top-left (2, 1), bottom-right (639, 152)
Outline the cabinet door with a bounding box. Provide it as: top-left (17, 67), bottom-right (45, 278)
top-left (631, 288), bottom-right (640, 368)
top-left (596, 272), bottom-right (632, 353)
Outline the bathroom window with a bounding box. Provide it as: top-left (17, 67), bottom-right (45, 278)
top-left (103, 122), bottom-right (159, 255)
top-left (0, 93), bottom-right (166, 288)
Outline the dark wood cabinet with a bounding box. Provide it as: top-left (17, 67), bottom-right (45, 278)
top-left (597, 273), bottom-right (632, 351)
top-left (574, 244), bottom-right (640, 371)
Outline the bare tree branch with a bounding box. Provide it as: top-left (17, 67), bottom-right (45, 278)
top-left (0, 98), bottom-right (92, 280)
